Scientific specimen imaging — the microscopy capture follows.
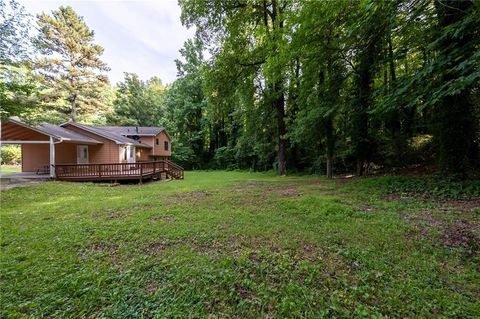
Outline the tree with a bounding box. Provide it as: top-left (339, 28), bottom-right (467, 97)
top-left (0, 0), bottom-right (33, 64)
top-left (180, 0), bottom-right (292, 175)
top-left (107, 73), bottom-right (166, 126)
top-left (162, 39), bottom-right (209, 168)
top-left (35, 6), bottom-right (110, 123)
top-left (171, 0), bottom-right (479, 179)
top-left (432, 0), bottom-right (479, 176)
top-left (0, 0), bottom-right (39, 121)
top-left (0, 64), bottom-right (39, 121)
top-left (290, 0), bottom-right (348, 177)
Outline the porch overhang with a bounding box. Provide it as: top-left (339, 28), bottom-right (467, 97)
top-left (2, 118), bottom-right (105, 178)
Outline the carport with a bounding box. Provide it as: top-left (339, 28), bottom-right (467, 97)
top-left (0, 117), bottom-right (102, 178)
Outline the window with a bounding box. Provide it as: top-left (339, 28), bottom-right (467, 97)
top-left (123, 147), bottom-right (127, 160)
top-left (156, 138), bottom-right (159, 145)
top-left (164, 141), bottom-right (169, 151)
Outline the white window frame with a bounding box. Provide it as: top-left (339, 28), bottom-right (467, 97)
top-left (76, 145), bottom-right (89, 164)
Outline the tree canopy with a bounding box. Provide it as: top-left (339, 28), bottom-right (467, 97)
top-left (35, 5), bottom-right (110, 123)
top-left (2, 0), bottom-right (479, 178)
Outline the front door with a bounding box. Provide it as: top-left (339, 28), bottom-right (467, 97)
top-left (126, 145), bottom-right (136, 163)
top-left (77, 145), bottom-right (89, 164)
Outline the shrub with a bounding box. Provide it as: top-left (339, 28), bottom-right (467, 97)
top-left (0, 145), bottom-right (21, 165)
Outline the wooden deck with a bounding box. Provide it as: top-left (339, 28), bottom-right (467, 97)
top-left (54, 160), bottom-right (184, 182)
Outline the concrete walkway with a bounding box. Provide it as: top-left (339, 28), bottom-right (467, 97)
top-left (0, 172), bottom-right (51, 191)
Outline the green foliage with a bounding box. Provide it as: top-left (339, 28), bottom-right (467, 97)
top-left (0, 144), bottom-right (20, 164)
top-left (159, 39), bottom-right (209, 169)
top-left (212, 146), bottom-right (236, 169)
top-left (0, 63), bottom-right (39, 121)
top-left (107, 73), bottom-right (166, 126)
top-left (0, 0), bottom-right (33, 64)
top-left (34, 5), bottom-right (110, 123)
top-left (349, 175), bottom-right (480, 200)
top-left (2, 0), bottom-right (479, 179)
top-left (175, 0), bottom-right (479, 178)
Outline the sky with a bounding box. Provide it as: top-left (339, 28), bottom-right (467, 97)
top-left (21, 0), bottom-right (195, 85)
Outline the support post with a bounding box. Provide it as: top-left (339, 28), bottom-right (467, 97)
top-left (49, 137), bottom-right (55, 178)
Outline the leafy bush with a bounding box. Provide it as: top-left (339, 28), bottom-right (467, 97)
top-left (213, 146), bottom-right (237, 170)
top-left (1, 145), bottom-right (21, 164)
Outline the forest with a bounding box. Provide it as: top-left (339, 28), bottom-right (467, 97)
top-left (1, 0), bottom-right (479, 178)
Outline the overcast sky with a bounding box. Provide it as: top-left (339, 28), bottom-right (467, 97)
top-left (21, 0), bottom-right (195, 85)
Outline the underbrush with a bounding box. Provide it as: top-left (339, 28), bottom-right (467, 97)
top-left (348, 175), bottom-right (480, 200)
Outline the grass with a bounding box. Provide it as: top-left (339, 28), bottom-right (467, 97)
top-left (0, 165), bottom-right (21, 174)
top-left (1, 171), bottom-right (479, 318)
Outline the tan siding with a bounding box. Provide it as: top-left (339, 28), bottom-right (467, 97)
top-left (152, 131), bottom-right (171, 157)
top-left (138, 136), bottom-right (154, 147)
top-left (22, 144), bottom-right (49, 172)
top-left (135, 136), bottom-right (154, 161)
top-left (136, 147), bottom-right (150, 161)
top-left (63, 124), bottom-right (120, 163)
top-left (55, 142), bottom-right (77, 164)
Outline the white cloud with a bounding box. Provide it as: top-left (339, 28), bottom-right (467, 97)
top-left (21, 0), bottom-right (195, 84)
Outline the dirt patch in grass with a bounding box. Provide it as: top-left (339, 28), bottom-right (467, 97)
top-left (276, 188), bottom-right (302, 197)
top-left (106, 210), bottom-right (128, 219)
top-left (442, 220), bottom-right (480, 253)
top-left (384, 192), bottom-right (479, 210)
top-left (191, 235), bottom-right (340, 267)
top-left (445, 199), bottom-right (480, 211)
top-left (92, 204), bottom-right (156, 219)
top-left (144, 281), bottom-right (161, 295)
top-left (149, 215), bottom-right (176, 224)
top-left (143, 239), bottom-right (179, 255)
top-left (163, 190), bottom-right (214, 204)
top-left (235, 283), bottom-right (256, 300)
top-left (335, 175), bottom-right (359, 185)
top-left (84, 242), bottom-right (119, 253)
top-left (234, 181), bottom-right (303, 197)
top-left (403, 208), bottom-right (480, 256)
top-left (79, 241), bottom-right (121, 264)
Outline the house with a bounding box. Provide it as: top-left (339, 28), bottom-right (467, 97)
top-left (0, 117), bottom-right (183, 181)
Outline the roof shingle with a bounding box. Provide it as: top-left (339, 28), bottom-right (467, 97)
top-left (95, 126), bottom-right (165, 136)
top-left (62, 123), bottom-right (153, 148)
top-left (39, 123), bottom-right (102, 144)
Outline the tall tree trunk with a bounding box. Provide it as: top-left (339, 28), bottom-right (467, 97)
top-left (269, 0), bottom-right (287, 175)
top-left (326, 115), bottom-right (334, 178)
top-left (434, 0), bottom-right (478, 176)
top-left (70, 93), bottom-right (77, 122)
top-left (353, 64), bottom-right (372, 176)
top-left (276, 90), bottom-right (287, 175)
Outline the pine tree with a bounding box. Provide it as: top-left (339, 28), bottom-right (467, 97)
top-left (35, 6), bottom-right (109, 123)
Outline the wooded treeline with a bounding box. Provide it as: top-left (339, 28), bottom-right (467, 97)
top-left (1, 0), bottom-right (479, 178)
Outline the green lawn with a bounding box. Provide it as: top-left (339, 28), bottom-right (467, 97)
top-left (0, 165), bottom-right (21, 174)
top-left (1, 171), bottom-right (479, 318)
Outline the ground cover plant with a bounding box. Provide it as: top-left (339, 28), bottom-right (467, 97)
top-left (1, 171), bottom-right (479, 318)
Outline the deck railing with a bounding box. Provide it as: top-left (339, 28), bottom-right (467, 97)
top-left (54, 160), bottom-right (184, 181)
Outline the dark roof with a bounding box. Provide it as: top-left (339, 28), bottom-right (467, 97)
top-left (61, 123), bottom-right (152, 148)
top-left (95, 126), bottom-right (165, 136)
top-left (39, 123), bottom-right (102, 144)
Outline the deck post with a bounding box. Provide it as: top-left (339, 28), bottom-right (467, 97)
top-left (49, 137), bottom-right (55, 178)
top-left (139, 163), bottom-right (143, 184)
